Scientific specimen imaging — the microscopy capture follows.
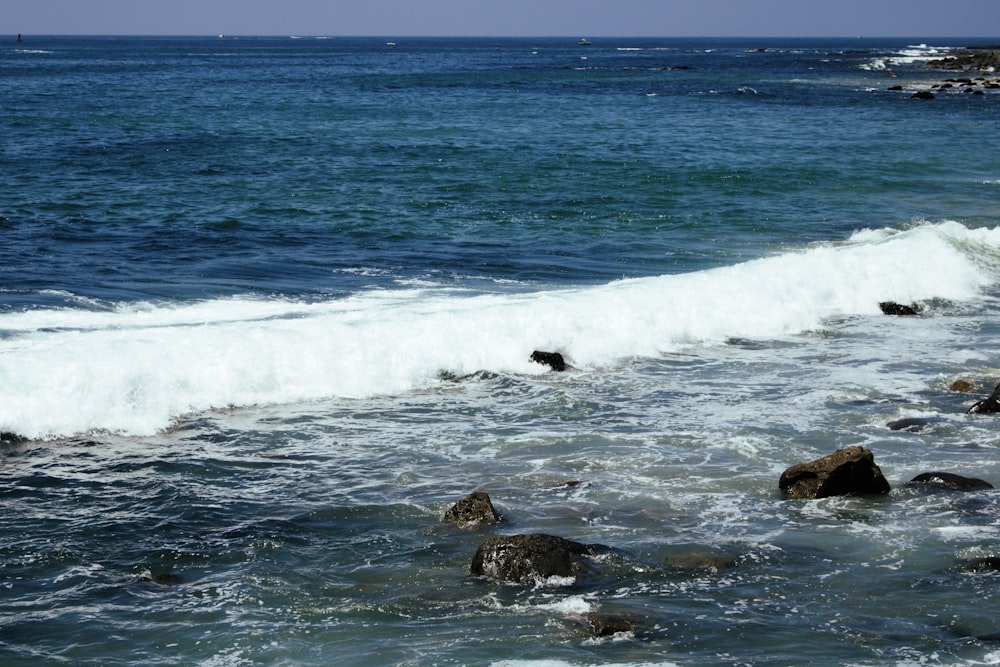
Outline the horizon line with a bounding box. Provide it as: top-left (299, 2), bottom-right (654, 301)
top-left (8, 33), bottom-right (1000, 40)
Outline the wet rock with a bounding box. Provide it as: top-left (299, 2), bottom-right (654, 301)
top-left (530, 350), bottom-right (568, 371)
top-left (124, 572), bottom-right (184, 587)
top-left (886, 417), bottom-right (930, 432)
top-left (907, 472), bottom-right (994, 491)
top-left (471, 533), bottom-right (593, 584)
top-left (580, 612), bottom-right (639, 637)
top-left (879, 301), bottom-right (919, 316)
top-left (0, 431), bottom-right (27, 446)
top-left (911, 90), bottom-right (936, 99)
top-left (779, 446), bottom-right (891, 499)
top-left (950, 379), bottom-right (976, 393)
top-left (967, 382), bottom-right (1000, 414)
top-left (442, 491), bottom-right (502, 528)
top-left (957, 556), bottom-right (1000, 573)
top-left (663, 546), bottom-right (737, 573)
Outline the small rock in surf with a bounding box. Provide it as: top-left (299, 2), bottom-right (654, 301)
top-left (442, 491), bottom-right (502, 528)
top-left (530, 350), bottom-right (568, 371)
top-left (779, 446), bottom-right (891, 499)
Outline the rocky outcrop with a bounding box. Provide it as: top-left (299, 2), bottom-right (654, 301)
top-left (967, 382), bottom-right (1000, 414)
top-left (928, 49), bottom-right (1000, 72)
top-left (530, 350), bottom-right (568, 371)
top-left (471, 533), bottom-right (594, 584)
top-left (779, 446), bottom-right (891, 499)
top-left (907, 472), bottom-right (994, 491)
top-left (442, 491), bottom-right (502, 528)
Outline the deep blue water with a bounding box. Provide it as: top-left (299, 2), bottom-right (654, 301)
top-left (2, 36), bottom-right (1000, 666)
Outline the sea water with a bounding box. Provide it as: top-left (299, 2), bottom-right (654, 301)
top-left (2, 36), bottom-right (1000, 666)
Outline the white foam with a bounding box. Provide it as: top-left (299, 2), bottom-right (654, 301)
top-left (860, 43), bottom-right (957, 71)
top-left (492, 663), bottom-right (679, 667)
top-left (511, 594), bottom-right (594, 615)
top-left (1, 221), bottom-right (997, 439)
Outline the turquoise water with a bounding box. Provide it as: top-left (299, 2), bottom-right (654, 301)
top-left (2, 36), bottom-right (1000, 666)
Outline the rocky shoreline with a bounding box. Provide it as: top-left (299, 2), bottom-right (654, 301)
top-left (927, 47), bottom-right (1000, 72)
top-left (885, 47), bottom-right (1000, 98)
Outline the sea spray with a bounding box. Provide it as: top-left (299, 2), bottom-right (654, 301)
top-left (1, 221), bottom-right (995, 440)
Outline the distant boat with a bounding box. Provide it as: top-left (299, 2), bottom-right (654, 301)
top-left (386, 41), bottom-right (397, 48)
top-left (578, 38), bottom-right (591, 46)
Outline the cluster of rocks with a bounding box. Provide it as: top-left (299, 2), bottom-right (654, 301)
top-left (443, 440), bottom-right (995, 638)
top-left (441, 489), bottom-right (733, 639)
top-left (885, 48), bottom-right (1000, 98)
top-left (451, 321), bottom-right (1000, 638)
top-left (928, 48), bottom-right (1000, 72)
top-left (777, 445), bottom-right (993, 499)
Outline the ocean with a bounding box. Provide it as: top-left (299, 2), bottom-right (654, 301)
top-left (2, 34), bottom-right (1000, 666)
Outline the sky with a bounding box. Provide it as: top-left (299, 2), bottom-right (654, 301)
top-left (3, 0), bottom-right (1000, 38)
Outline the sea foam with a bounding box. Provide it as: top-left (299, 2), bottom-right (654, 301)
top-left (1, 221), bottom-right (997, 440)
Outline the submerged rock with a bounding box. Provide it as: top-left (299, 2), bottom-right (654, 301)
top-left (950, 379), bottom-right (977, 393)
top-left (442, 491), bottom-right (502, 528)
top-left (907, 472), bottom-right (994, 491)
top-left (886, 417), bottom-right (931, 432)
top-left (663, 546), bottom-right (738, 573)
top-left (967, 382), bottom-right (1000, 414)
top-left (779, 446), bottom-right (891, 499)
top-left (579, 612), bottom-right (640, 637)
top-left (471, 533), bottom-right (594, 584)
top-left (957, 556), bottom-right (1000, 573)
top-left (911, 90), bottom-right (936, 99)
top-left (879, 301), bottom-right (920, 316)
top-left (530, 350), bottom-right (568, 372)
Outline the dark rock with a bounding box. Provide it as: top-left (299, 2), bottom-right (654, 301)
top-left (471, 533), bottom-right (593, 584)
top-left (886, 417), bottom-right (930, 432)
top-left (663, 546), bottom-right (737, 572)
top-left (530, 350), bottom-right (568, 371)
top-left (967, 382), bottom-right (1000, 414)
top-left (779, 446), bottom-right (891, 499)
top-left (911, 90), bottom-right (936, 99)
top-left (950, 379), bottom-right (976, 393)
top-left (879, 301), bottom-right (919, 316)
top-left (928, 49), bottom-right (1000, 72)
top-left (0, 431), bottom-right (27, 446)
top-left (442, 491), bottom-right (502, 528)
top-left (126, 572), bottom-right (184, 587)
top-left (907, 471), bottom-right (994, 491)
top-left (580, 612), bottom-right (639, 637)
top-left (957, 556), bottom-right (1000, 573)
top-left (887, 85), bottom-right (903, 91)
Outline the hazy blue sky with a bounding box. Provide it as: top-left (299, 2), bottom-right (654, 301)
top-left (4, 0), bottom-right (1000, 37)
